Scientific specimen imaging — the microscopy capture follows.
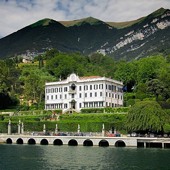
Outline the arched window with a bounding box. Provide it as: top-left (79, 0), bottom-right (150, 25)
top-left (71, 84), bottom-right (76, 90)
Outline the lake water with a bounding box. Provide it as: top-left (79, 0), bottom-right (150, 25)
top-left (0, 144), bottom-right (170, 170)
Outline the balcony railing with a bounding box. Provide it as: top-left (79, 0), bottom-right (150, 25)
top-left (68, 90), bottom-right (76, 94)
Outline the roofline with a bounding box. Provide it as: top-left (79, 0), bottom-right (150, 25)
top-left (45, 76), bottom-right (123, 86)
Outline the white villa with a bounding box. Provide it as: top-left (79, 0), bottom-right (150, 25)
top-left (45, 73), bottom-right (123, 113)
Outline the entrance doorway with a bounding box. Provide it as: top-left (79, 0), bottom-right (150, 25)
top-left (70, 99), bottom-right (76, 110)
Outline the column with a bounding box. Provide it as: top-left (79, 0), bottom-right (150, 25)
top-left (21, 122), bottom-right (24, 134)
top-left (55, 124), bottom-right (58, 134)
top-left (102, 123), bottom-right (105, 137)
top-left (144, 142), bottom-right (146, 148)
top-left (43, 124), bottom-right (46, 134)
top-left (8, 120), bottom-right (11, 135)
top-left (77, 124), bottom-right (80, 134)
top-left (18, 120), bottom-right (21, 134)
top-left (114, 128), bottom-right (117, 135)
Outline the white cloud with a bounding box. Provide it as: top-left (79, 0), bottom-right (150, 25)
top-left (0, 0), bottom-right (170, 37)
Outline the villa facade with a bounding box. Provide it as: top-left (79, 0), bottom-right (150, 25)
top-left (45, 73), bottom-right (123, 113)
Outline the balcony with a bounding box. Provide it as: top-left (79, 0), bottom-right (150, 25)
top-left (68, 90), bottom-right (76, 94)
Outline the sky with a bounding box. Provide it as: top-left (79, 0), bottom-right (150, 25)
top-left (0, 0), bottom-right (170, 38)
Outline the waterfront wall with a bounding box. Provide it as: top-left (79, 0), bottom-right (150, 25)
top-left (0, 134), bottom-right (137, 147)
top-left (1, 134), bottom-right (170, 148)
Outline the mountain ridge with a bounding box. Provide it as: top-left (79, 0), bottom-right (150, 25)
top-left (0, 7), bottom-right (169, 60)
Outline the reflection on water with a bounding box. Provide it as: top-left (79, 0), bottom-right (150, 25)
top-left (0, 144), bottom-right (170, 170)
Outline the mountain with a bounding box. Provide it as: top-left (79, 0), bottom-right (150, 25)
top-left (105, 8), bottom-right (170, 60)
top-left (0, 8), bottom-right (169, 60)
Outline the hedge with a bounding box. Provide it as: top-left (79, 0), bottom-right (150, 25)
top-left (0, 111), bottom-right (128, 133)
top-left (59, 113), bottom-right (126, 123)
top-left (3, 114), bottom-right (52, 122)
top-left (0, 117), bottom-right (127, 133)
top-left (13, 109), bottom-right (62, 116)
top-left (81, 107), bottom-right (129, 113)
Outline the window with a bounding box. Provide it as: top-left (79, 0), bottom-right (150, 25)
top-left (95, 92), bottom-right (97, 97)
top-left (60, 95), bottom-right (62, 99)
top-left (65, 94), bottom-right (67, 99)
top-left (55, 95), bottom-right (57, 99)
top-left (112, 85), bottom-right (116, 92)
top-left (84, 102), bottom-right (88, 108)
top-left (99, 102), bottom-right (103, 107)
top-left (79, 86), bottom-right (82, 91)
top-left (94, 102), bottom-right (98, 107)
top-left (79, 103), bottom-right (82, 108)
top-left (94, 84), bottom-right (98, 90)
top-left (47, 96), bottom-right (49, 100)
top-left (79, 93), bottom-right (82, 98)
top-left (106, 92), bottom-right (108, 97)
top-left (51, 95), bottom-right (53, 100)
top-left (85, 93), bottom-right (87, 97)
top-left (99, 84), bottom-right (103, 89)
top-left (64, 104), bottom-right (67, 108)
top-left (59, 104), bottom-right (61, 109)
top-left (118, 87), bottom-right (122, 92)
top-left (100, 92), bottom-right (102, 97)
top-left (84, 85), bottom-right (88, 90)
top-left (64, 87), bottom-right (68, 92)
top-left (90, 85), bottom-right (92, 90)
top-left (72, 94), bottom-right (74, 98)
top-left (89, 102), bottom-right (93, 107)
top-left (90, 93), bottom-right (92, 97)
top-left (96, 84), bottom-right (98, 90)
top-left (71, 84), bottom-right (76, 90)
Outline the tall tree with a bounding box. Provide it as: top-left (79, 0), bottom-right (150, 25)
top-left (147, 79), bottom-right (165, 101)
top-left (136, 56), bottom-right (166, 83)
top-left (21, 68), bottom-right (55, 104)
top-left (114, 60), bottom-right (137, 91)
top-left (0, 59), bottom-right (20, 109)
top-left (126, 101), bottom-right (166, 133)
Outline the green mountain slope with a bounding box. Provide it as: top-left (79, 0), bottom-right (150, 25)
top-left (0, 8), bottom-right (169, 60)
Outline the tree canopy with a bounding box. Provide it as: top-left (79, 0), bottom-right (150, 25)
top-left (126, 101), bottom-right (167, 133)
top-left (0, 49), bottom-right (170, 110)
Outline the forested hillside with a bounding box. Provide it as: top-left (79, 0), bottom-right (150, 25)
top-left (0, 8), bottom-right (169, 61)
top-left (0, 49), bottom-right (170, 110)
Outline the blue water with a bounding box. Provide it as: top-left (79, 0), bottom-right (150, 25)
top-left (0, 144), bottom-right (170, 170)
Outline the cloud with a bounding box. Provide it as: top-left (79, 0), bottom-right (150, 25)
top-left (0, 0), bottom-right (170, 37)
